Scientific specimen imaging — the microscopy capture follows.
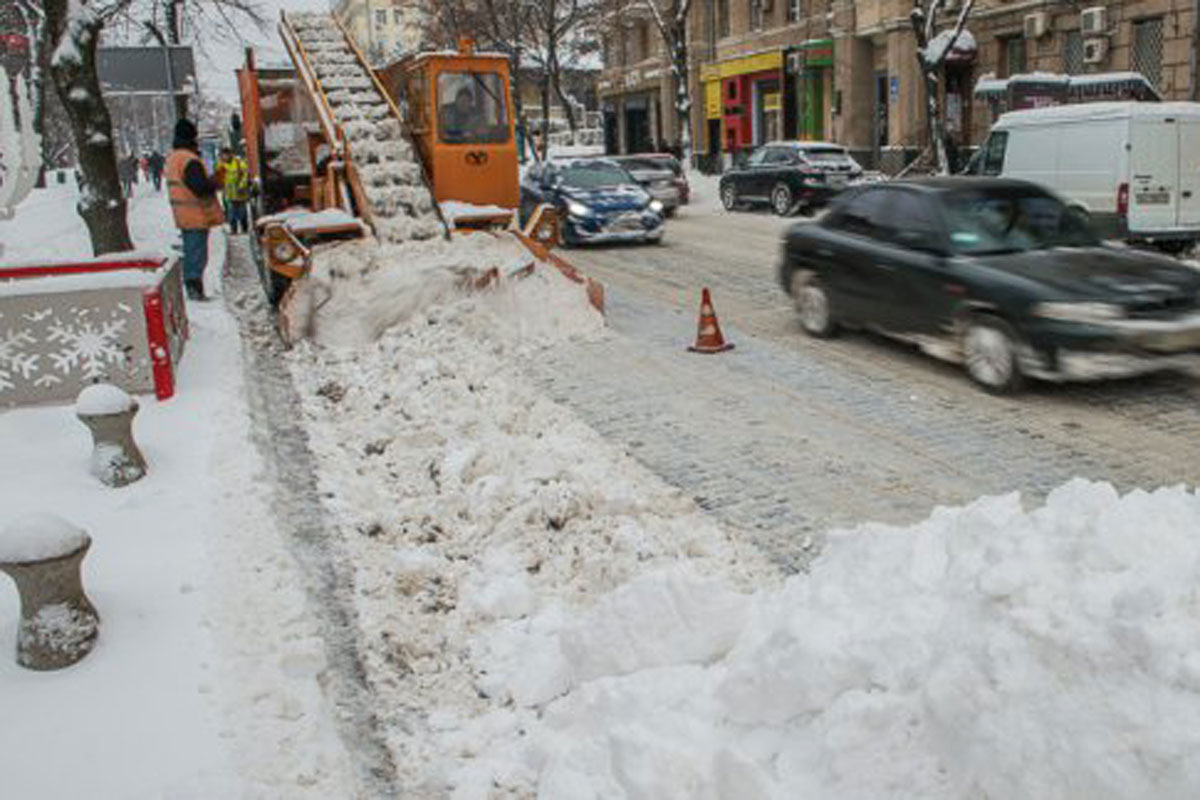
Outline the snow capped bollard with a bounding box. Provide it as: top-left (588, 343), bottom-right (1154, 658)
top-left (75, 384), bottom-right (147, 488)
top-left (0, 514), bottom-right (100, 670)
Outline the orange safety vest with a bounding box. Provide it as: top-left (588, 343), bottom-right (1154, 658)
top-left (165, 149), bottom-right (224, 230)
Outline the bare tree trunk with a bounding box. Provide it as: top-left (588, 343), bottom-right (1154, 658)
top-left (671, 24), bottom-right (692, 167)
top-left (15, 0), bottom-right (49, 186)
top-left (46, 0), bottom-right (134, 256)
top-left (552, 64), bottom-right (578, 144)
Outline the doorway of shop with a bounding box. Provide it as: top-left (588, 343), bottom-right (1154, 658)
top-left (800, 70), bottom-right (825, 140)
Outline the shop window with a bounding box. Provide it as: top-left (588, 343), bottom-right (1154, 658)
top-left (717, 0), bottom-right (731, 38)
top-left (1064, 31), bottom-right (1083, 75)
top-left (750, 0), bottom-right (764, 31)
top-left (1000, 36), bottom-right (1026, 78)
top-left (1132, 17), bottom-right (1164, 89)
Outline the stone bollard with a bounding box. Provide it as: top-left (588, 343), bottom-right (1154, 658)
top-left (75, 384), bottom-right (147, 488)
top-left (0, 514), bottom-right (100, 670)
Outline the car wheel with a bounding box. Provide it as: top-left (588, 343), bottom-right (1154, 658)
top-left (962, 316), bottom-right (1023, 394)
top-left (720, 183), bottom-right (738, 212)
top-left (791, 273), bottom-right (837, 338)
top-left (771, 183), bottom-right (795, 216)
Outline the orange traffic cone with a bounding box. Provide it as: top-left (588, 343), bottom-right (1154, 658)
top-left (688, 287), bottom-right (734, 354)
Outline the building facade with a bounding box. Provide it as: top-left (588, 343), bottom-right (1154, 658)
top-left (333, 0), bottom-right (426, 64)
top-left (599, 0), bottom-right (1199, 170)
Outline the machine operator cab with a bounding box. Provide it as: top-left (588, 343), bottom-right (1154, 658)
top-left (380, 40), bottom-right (519, 229)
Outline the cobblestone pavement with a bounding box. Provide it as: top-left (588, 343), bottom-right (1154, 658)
top-left (524, 204), bottom-right (1200, 571)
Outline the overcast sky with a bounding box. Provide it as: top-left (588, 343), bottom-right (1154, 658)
top-left (199, 0), bottom-right (331, 102)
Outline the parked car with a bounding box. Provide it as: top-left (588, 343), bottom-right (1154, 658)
top-left (779, 177), bottom-right (1200, 393)
top-left (614, 153), bottom-right (691, 203)
top-left (720, 141), bottom-right (863, 216)
top-left (965, 102), bottom-right (1200, 253)
top-left (520, 158), bottom-right (665, 246)
top-left (612, 155), bottom-right (688, 215)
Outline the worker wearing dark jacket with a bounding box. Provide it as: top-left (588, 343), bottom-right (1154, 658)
top-left (166, 118), bottom-right (223, 300)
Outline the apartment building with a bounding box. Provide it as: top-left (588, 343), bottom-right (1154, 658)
top-left (599, 0), bottom-right (1199, 170)
top-left (333, 0), bottom-right (426, 64)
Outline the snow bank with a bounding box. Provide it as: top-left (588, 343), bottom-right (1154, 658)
top-left (298, 233), bottom-right (603, 348)
top-left (285, 245), bottom-right (774, 793)
top-left (469, 480), bottom-right (1200, 798)
top-left (0, 513), bottom-right (88, 562)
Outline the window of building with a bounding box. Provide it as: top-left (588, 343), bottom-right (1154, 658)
top-left (750, 0), bottom-right (764, 31)
top-left (717, 0), bottom-right (731, 38)
top-left (618, 28), bottom-right (629, 66)
top-left (392, 9), bottom-right (403, 23)
top-left (637, 23), bottom-right (649, 61)
top-left (788, 0), bottom-right (802, 23)
top-left (1132, 17), bottom-right (1164, 88)
top-left (374, 9), bottom-right (386, 27)
top-left (1064, 30), bottom-right (1083, 75)
top-left (1000, 36), bottom-right (1026, 78)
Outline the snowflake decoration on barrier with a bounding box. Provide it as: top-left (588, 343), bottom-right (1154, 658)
top-left (46, 314), bottom-right (129, 380)
top-left (0, 325), bottom-right (40, 393)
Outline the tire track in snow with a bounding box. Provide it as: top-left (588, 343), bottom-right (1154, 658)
top-left (222, 238), bottom-right (401, 798)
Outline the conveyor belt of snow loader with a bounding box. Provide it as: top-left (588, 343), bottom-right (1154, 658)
top-left (279, 10), bottom-right (447, 243)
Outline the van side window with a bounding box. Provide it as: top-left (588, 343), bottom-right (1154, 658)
top-left (982, 132), bottom-right (1008, 176)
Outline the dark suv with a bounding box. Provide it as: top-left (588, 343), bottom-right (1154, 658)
top-left (720, 141), bottom-right (863, 216)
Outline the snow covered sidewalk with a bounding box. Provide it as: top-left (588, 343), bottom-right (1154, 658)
top-left (0, 185), bottom-right (353, 797)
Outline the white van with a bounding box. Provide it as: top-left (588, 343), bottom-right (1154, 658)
top-left (970, 102), bottom-right (1200, 252)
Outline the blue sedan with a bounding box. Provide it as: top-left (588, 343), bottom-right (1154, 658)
top-left (519, 158), bottom-right (666, 246)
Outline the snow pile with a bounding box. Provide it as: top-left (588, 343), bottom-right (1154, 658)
top-left (296, 234), bottom-right (603, 348)
top-left (0, 513), bottom-right (88, 562)
top-left (285, 257), bottom-right (774, 794)
top-left (465, 480), bottom-right (1200, 798)
top-left (75, 383), bottom-right (135, 416)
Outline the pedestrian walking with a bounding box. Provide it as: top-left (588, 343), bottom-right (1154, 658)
top-left (147, 150), bottom-right (165, 191)
top-left (118, 154), bottom-right (135, 197)
top-left (216, 147), bottom-right (251, 234)
top-left (166, 119), bottom-right (224, 301)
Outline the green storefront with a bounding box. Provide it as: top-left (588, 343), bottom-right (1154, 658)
top-left (786, 39), bottom-right (834, 141)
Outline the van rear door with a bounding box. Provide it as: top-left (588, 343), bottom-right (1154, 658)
top-left (1129, 117), bottom-right (1178, 232)
top-left (1177, 120), bottom-right (1200, 227)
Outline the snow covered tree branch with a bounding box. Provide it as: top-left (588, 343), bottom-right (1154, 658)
top-left (635, 0), bottom-right (694, 164)
top-left (910, 0), bottom-right (975, 174)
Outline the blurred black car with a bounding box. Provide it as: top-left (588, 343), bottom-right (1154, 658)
top-left (520, 158), bottom-right (665, 246)
top-left (779, 178), bottom-right (1200, 392)
top-left (720, 141), bottom-right (863, 216)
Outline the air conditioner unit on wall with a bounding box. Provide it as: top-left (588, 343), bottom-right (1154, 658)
top-left (1024, 12), bottom-right (1049, 39)
top-left (1081, 6), bottom-right (1107, 36)
top-left (1083, 37), bottom-right (1109, 64)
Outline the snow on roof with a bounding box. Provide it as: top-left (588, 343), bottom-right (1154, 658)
top-left (976, 71), bottom-right (1158, 96)
top-left (923, 28), bottom-right (977, 64)
top-left (997, 101), bottom-right (1200, 126)
top-left (1070, 71), bottom-right (1153, 86)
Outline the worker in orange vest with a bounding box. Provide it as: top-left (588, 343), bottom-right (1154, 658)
top-left (166, 119), bottom-right (223, 300)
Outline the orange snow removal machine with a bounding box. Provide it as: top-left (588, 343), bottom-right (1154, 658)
top-left (235, 12), bottom-right (591, 320)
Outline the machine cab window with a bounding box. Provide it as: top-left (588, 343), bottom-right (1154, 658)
top-left (437, 72), bottom-right (509, 144)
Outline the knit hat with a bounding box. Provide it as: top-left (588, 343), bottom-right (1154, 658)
top-left (173, 118), bottom-right (198, 148)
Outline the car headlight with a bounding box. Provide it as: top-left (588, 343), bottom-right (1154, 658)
top-left (1032, 302), bottom-right (1125, 322)
top-left (566, 200), bottom-right (591, 217)
top-left (648, 199), bottom-right (664, 214)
